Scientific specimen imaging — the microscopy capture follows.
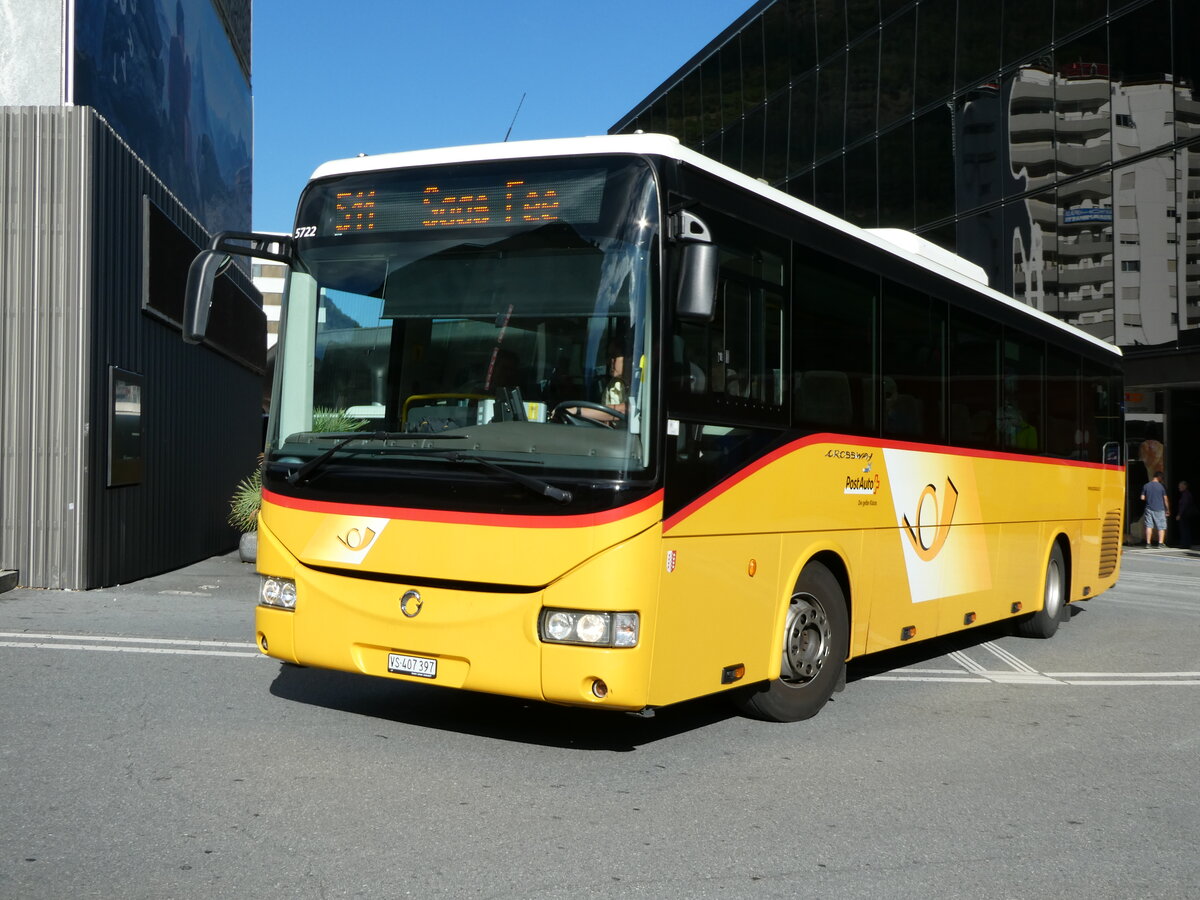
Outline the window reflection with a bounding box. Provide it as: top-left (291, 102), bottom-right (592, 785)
top-left (1114, 155), bottom-right (1183, 345)
top-left (1110, 0), bottom-right (1172, 161)
top-left (608, 0), bottom-right (1198, 343)
top-left (955, 85), bottom-right (1003, 214)
top-left (1054, 29), bottom-right (1110, 182)
top-left (1004, 58), bottom-right (1056, 200)
top-left (1007, 187), bottom-right (1057, 315)
top-left (1057, 169), bottom-right (1114, 341)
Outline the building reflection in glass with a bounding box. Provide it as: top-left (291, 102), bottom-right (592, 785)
top-left (611, 0), bottom-right (1200, 350)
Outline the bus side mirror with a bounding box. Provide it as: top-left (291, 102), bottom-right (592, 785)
top-left (183, 249), bottom-right (232, 344)
top-left (676, 241), bottom-right (718, 323)
top-left (182, 231), bottom-right (292, 344)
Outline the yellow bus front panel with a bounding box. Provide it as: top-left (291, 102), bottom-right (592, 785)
top-left (255, 495), bottom-right (667, 711)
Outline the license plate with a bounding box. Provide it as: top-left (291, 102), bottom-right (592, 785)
top-left (388, 652), bottom-right (437, 679)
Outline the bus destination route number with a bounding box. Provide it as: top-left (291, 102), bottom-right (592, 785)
top-left (330, 169), bottom-right (605, 234)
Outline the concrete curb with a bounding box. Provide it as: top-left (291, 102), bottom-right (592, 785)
top-left (0, 570), bottom-right (17, 594)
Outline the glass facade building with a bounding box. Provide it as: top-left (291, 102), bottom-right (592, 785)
top-left (612, 0), bottom-right (1200, 534)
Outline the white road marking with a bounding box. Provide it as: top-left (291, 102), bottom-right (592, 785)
top-left (0, 631), bottom-right (256, 648)
top-left (865, 640), bottom-right (1200, 686)
top-left (2, 632), bottom-right (1197, 685)
top-left (980, 641), bottom-right (1040, 674)
top-left (0, 631), bottom-right (260, 659)
top-left (863, 675), bottom-right (991, 683)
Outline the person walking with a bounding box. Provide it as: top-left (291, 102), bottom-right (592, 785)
top-left (1141, 471), bottom-right (1170, 548)
top-left (1176, 481), bottom-right (1195, 549)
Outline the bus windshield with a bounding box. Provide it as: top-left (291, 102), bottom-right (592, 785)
top-left (267, 157), bottom-right (659, 490)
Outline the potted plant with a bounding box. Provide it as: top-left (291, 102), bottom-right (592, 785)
top-left (229, 464), bottom-right (262, 563)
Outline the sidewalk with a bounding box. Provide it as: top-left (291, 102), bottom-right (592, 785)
top-left (1122, 543), bottom-right (1200, 561)
top-left (0, 551), bottom-right (259, 643)
top-left (0, 551), bottom-right (258, 600)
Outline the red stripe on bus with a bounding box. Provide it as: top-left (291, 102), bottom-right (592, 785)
top-left (262, 488), bottom-right (663, 529)
top-left (663, 432), bottom-right (1121, 533)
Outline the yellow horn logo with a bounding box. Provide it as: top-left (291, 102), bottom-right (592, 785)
top-left (902, 478), bottom-right (958, 561)
top-left (336, 526), bottom-right (377, 551)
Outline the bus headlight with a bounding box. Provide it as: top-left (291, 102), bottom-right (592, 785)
top-left (539, 609), bottom-right (639, 647)
top-left (260, 576), bottom-right (297, 610)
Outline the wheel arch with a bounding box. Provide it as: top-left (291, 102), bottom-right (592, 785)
top-left (808, 549), bottom-right (852, 638)
top-left (768, 547), bottom-right (854, 679)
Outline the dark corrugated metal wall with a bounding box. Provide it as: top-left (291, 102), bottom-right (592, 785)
top-left (85, 110), bottom-right (263, 588)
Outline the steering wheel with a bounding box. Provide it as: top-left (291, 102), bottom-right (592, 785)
top-left (551, 400), bottom-right (627, 427)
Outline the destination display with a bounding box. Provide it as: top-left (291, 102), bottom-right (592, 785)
top-left (328, 168), bottom-right (606, 234)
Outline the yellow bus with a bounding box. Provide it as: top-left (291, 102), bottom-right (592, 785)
top-left (185, 134), bottom-right (1124, 722)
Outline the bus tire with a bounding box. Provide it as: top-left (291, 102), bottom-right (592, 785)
top-left (1016, 543), bottom-right (1067, 639)
top-left (736, 561), bottom-right (849, 723)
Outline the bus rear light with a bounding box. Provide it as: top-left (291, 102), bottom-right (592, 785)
top-left (260, 576), bottom-right (297, 610)
top-left (539, 609), bottom-right (639, 647)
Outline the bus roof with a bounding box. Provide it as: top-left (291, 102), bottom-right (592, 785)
top-left (309, 134), bottom-right (1120, 359)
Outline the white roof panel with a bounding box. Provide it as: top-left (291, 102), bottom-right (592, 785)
top-left (307, 134), bottom-right (1119, 358)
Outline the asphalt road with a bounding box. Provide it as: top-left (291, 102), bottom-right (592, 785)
top-left (1, 547), bottom-right (1197, 899)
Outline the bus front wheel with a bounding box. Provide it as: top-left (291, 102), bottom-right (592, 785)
top-left (736, 562), bottom-right (849, 723)
top-left (1016, 543), bottom-right (1067, 639)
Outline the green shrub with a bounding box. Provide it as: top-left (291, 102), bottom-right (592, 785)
top-left (228, 466), bottom-right (262, 533)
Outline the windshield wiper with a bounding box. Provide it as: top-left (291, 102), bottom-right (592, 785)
top-left (286, 431), bottom-right (463, 486)
top-left (443, 451), bottom-right (573, 504)
top-left (284, 436), bottom-right (571, 503)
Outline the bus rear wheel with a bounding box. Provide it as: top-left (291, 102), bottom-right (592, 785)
top-left (736, 561), bottom-right (849, 723)
top-left (1016, 543), bottom-right (1067, 639)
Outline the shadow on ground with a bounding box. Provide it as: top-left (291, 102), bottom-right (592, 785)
top-left (268, 663), bottom-right (741, 751)
top-left (266, 606), bottom-right (1085, 748)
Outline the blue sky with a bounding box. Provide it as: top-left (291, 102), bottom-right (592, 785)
top-left (250, 0), bottom-right (749, 232)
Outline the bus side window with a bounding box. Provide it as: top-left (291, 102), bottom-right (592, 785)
top-left (948, 308), bottom-right (1001, 450)
top-left (1001, 331), bottom-right (1044, 453)
top-left (669, 211), bottom-right (787, 421)
top-left (1082, 361), bottom-right (1121, 462)
top-left (1045, 352), bottom-right (1080, 458)
top-left (881, 281), bottom-right (946, 444)
top-left (792, 248), bottom-right (878, 434)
